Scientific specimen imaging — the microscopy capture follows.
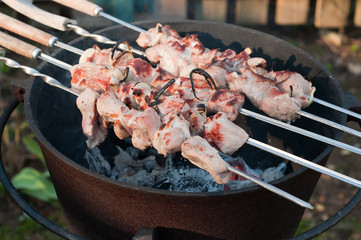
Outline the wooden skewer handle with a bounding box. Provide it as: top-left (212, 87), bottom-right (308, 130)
top-left (52, 0), bottom-right (102, 16)
top-left (0, 13), bottom-right (55, 47)
top-left (0, 31), bottom-right (39, 59)
top-left (1, 0), bottom-right (77, 31)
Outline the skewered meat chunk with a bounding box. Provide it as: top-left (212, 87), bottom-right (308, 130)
top-left (226, 69), bottom-right (302, 121)
top-left (181, 108), bottom-right (206, 135)
top-left (207, 89), bottom-right (245, 121)
top-left (118, 58), bottom-right (154, 83)
top-left (76, 88), bottom-right (107, 149)
top-left (150, 67), bottom-right (177, 90)
top-left (70, 62), bottom-right (122, 93)
top-left (113, 120), bottom-right (130, 140)
top-left (96, 89), bottom-right (131, 139)
top-left (116, 81), bottom-right (156, 110)
top-left (204, 112), bottom-right (249, 155)
top-left (96, 88), bottom-right (129, 122)
top-left (153, 114), bottom-right (191, 156)
top-left (136, 23), bottom-right (181, 48)
top-left (79, 45), bottom-right (118, 66)
top-left (119, 108), bottom-right (161, 150)
top-left (153, 95), bottom-right (190, 118)
top-left (181, 136), bottom-right (232, 184)
top-left (226, 69), bottom-right (274, 108)
top-left (258, 87), bottom-right (301, 121)
top-left (266, 70), bottom-right (314, 108)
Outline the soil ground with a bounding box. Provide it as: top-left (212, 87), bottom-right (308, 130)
top-left (0, 21), bottom-right (361, 240)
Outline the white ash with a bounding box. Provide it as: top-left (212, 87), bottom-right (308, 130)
top-left (85, 146), bottom-right (287, 192)
top-left (261, 163), bottom-right (287, 182)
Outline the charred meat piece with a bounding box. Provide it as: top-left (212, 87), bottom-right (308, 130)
top-left (116, 81), bottom-right (156, 110)
top-left (76, 88), bottom-right (107, 149)
top-left (152, 95), bottom-right (190, 118)
top-left (207, 89), bottom-right (245, 121)
top-left (181, 136), bottom-right (232, 184)
top-left (117, 58), bottom-right (154, 83)
top-left (204, 112), bottom-right (249, 155)
top-left (181, 108), bottom-right (206, 136)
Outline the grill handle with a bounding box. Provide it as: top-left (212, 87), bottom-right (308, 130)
top-left (52, 0), bottom-right (102, 17)
top-left (0, 97), bottom-right (360, 240)
top-left (1, 0), bottom-right (77, 31)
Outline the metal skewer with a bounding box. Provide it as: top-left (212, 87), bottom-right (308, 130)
top-left (1, 0), bottom-right (145, 57)
top-left (308, 95), bottom-right (361, 121)
top-left (51, 0), bottom-right (146, 33)
top-left (1, 30), bottom-right (360, 155)
top-left (0, 13), bottom-right (83, 56)
top-left (1, 25), bottom-right (360, 141)
top-left (1, 39), bottom-right (361, 191)
top-left (227, 166), bottom-right (313, 209)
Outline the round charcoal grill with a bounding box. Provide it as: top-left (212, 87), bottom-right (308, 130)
top-left (1, 20), bottom-right (361, 240)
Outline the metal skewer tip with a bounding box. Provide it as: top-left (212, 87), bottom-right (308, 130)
top-left (227, 166), bottom-right (314, 209)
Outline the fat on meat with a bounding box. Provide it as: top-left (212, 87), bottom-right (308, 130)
top-left (181, 136), bottom-right (232, 184)
top-left (153, 114), bottom-right (191, 156)
top-left (76, 88), bottom-right (107, 149)
top-left (204, 112), bottom-right (249, 155)
top-left (207, 89), bottom-right (245, 121)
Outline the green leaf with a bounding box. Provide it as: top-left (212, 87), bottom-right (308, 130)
top-left (12, 167), bottom-right (47, 191)
top-left (22, 134), bottom-right (45, 163)
top-left (12, 167), bottom-right (57, 202)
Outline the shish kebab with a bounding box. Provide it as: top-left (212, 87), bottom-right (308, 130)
top-left (1, 2), bottom-right (361, 127)
top-left (63, 29), bottom-right (361, 138)
top-left (0, 54), bottom-right (312, 209)
top-left (0, 29), bottom-right (359, 156)
top-left (1, 13), bottom-right (360, 139)
top-left (0, 17), bottom-right (360, 140)
top-left (1, 32), bottom-right (361, 197)
top-left (47, 0), bottom-right (361, 122)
